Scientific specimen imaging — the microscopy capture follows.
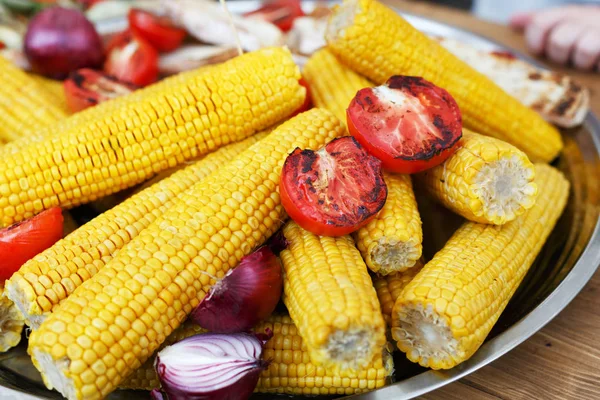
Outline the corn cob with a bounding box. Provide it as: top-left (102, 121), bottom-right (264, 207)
top-left (303, 48), bottom-right (373, 123)
top-left (0, 56), bottom-right (67, 143)
top-left (418, 130), bottom-right (538, 225)
top-left (28, 108), bottom-right (344, 400)
top-left (391, 164), bottom-right (569, 370)
top-left (119, 321), bottom-right (206, 390)
top-left (120, 315), bottom-right (393, 395)
top-left (0, 47), bottom-right (305, 227)
top-left (280, 220), bottom-right (386, 371)
top-left (6, 131), bottom-right (269, 329)
top-left (325, 0), bottom-right (563, 163)
top-left (373, 259), bottom-right (424, 326)
top-left (28, 73), bottom-right (70, 114)
top-left (0, 286), bottom-right (25, 352)
top-left (354, 172), bottom-right (422, 275)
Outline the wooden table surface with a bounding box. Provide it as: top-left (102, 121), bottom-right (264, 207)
top-left (383, 1), bottom-right (600, 399)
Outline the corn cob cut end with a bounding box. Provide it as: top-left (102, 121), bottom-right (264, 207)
top-left (0, 292), bottom-right (25, 352)
top-left (5, 276), bottom-right (45, 329)
top-left (470, 152), bottom-right (537, 225)
top-left (30, 349), bottom-right (75, 399)
top-left (325, 0), bottom-right (359, 44)
top-left (368, 239), bottom-right (422, 275)
top-left (391, 302), bottom-right (460, 370)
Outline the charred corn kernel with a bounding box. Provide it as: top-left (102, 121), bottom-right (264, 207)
top-left (325, 0), bottom-right (563, 163)
top-left (0, 286), bottom-right (25, 352)
top-left (28, 74), bottom-right (70, 114)
top-left (0, 56), bottom-right (67, 143)
top-left (373, 259), bottom-right (424, 326)
top-left (0, 47), bottom-right (305, 227)
top-left (418, 130), bottom-right (538, 225)
top-left (281, 221), bottom-right (387, 371)
top-left (303, 48), bottom-right (373, 123)
top-left (391, 164), bottom-right (569, 370)
top-left (120, 314), bottom-right (394, 395)
top-left (6, 132), bottom-right (269, 329)
top-left (28, 108), bottom-right (344, 400)
top-left (354, 172), bottom-right (422, 275)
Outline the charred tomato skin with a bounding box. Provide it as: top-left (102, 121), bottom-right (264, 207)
top-left (280, 136), bottom-right (387, 237)
top-left (347, 75), bottom-right (463, 174)
top-left (64, 68), bottom-right (138, 112)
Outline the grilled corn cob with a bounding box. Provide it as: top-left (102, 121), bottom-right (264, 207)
top-left (281, 221), bottom-right (386, 371)
top-left (418, 130), bottom-right (538, 225)
top-left (391, 164), bottom-right (569, 370)
top-left (303, 48), bottom-right (373, 123)
top-left (325, 0), bottom-right (563, 163)
top-left (0, 286), bottom-right (25, 352)
top-left (28, 108), bottom-right (344, 400)
top-left (354, 172), bottom-right (422, 275)
top-left (28, 73), bottom-right (70, 114)
top-left (0, 47), bottom-right (305, 227)
top-left (6, 131), bottom-right (269, 329)
top-left (0, 56), bottom-right (67, 143)
top-left (120, 315), bottom-right (393, 395)
top-left (373, 260), bottom-right (424, 326)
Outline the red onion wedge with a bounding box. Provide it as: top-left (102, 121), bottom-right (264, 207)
top-left (190, 245), bottom-right (283, 333)
top-left (154, 331), bottom-right (272, 400)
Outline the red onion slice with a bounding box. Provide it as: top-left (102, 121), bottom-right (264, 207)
top-left (154, 332), bottom-right (271, 400)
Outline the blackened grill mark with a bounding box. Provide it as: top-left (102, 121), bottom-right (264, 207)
top-left (300, 149), bottom-right (317, 173)
top-left (72, 72), bottom-right (86, 87)
top-left (553, 97), bottom-right (575, 116)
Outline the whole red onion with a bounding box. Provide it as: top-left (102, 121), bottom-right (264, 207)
top-left (24, 7), bottom-right (104, 79)
top-left (190, 246), bottom-right (283, 333)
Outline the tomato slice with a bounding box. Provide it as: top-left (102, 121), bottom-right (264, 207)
top-left (291, 77), bottom-right (312, 117)
top-left (104, 30), bottom-right (158, 87)
top-left (0, 208), bottom-right (63, 282)
top-left (280, 136), bottom-right (387, 237)
top-left (64, 68), bottom-right (138, 112)
top-left (128, 9), bottom-right (187, 52)
top-left (347, 76), bottom-right (463, 174)
top-left (244, 0), bottom-right (304, 32)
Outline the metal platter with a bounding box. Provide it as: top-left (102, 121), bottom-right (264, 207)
top-left (1, 2), bottom-right (599, 399)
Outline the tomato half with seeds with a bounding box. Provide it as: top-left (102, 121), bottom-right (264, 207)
top-left (0, 208), bottom-right (63, 282)
top-left (104, 30), bottom-right (158, 87)
top-left (347, 76), bottom-right (462, 174)
top-left (280, 136), bottom-right (387, 237)
top-left (128, 9), bottom-right (187, 52)
top-left (64, 68), bottom-right (138, 112)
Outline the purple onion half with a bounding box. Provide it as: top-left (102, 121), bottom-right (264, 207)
top-left (154, 332), bottom-right (271, 400)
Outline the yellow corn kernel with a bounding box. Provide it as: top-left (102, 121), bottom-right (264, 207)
top-left (5, 131), bottom-right (269, 329)
top-left (325, 0), bottom-right (563, 163)
top-left (0, 286), bottom-right (25, 353)
top-left (354, 172), bottom-right (422, 275)
top-left (27, 73), bottom-right (70, 114)
top-left (373, 259), bottom-right (424, 326)
top-left (303, 48), bottom-right (373, 123)
top-left (28, 108), bottom-right (344, 400)
top-left (120, 314), bottom-right (394, 395)
top-left (418, 130), bottom-right (538, 225)
top-left (0, 57), bottom-right (67, 144)
top-left (281, 221), bottom-right (387, 371)
top-left (0, 47), bottom-right (305, 227)
top-left (391, 164), bottom-right (569, 369)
